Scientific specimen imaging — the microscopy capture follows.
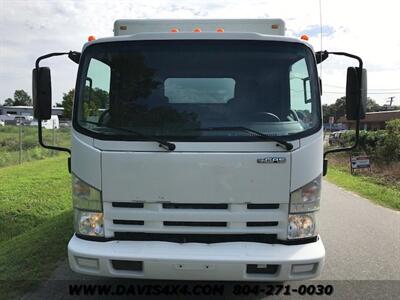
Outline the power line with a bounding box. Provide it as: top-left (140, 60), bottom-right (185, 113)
top-left (324, 84), bottom-right (400, 91)
top-left (324, 91), bottom-right (400, 95)
top-left (367, 88), bottom-right (400, 91)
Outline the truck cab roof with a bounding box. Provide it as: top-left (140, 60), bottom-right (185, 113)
top-left (84, 32), bottom-right (313, 51)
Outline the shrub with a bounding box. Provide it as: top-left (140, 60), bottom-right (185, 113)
top-left (377, 119), bottom-right (400, 163)
top-left (339, 119), bottom-right (400, 163)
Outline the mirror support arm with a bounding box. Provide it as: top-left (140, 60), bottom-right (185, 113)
top-left (319, 51), bottom-right (364, 175)
top-left (37, 117), bottom-right (71, 154)
top-left (35, 52), bottom-right (71, 155)
top-left (35, 51), bottom-right (80, 172)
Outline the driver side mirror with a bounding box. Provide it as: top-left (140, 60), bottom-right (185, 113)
top-left (346, 67), bottom-right (367, 120)
top-left (32, 67), bottom-right (52, 120)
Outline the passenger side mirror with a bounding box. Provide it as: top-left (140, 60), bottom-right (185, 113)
top-left (345, 67), bottom-right (367, 120)
top-left (32, 67), bottom-right (52, 120)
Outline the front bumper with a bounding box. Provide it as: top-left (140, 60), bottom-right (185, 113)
top-left (68, 235), bottom-right (325, 281)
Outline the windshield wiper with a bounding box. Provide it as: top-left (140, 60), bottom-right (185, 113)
top-left (80, 121), bottom-right (176, 151)
top-left (193, 126), bottom-right (293, 151)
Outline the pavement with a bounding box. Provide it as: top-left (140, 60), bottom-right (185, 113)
top-left (22, 181), bottom-right (400, 299)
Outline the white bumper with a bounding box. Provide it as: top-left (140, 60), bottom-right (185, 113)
top-left (68, 235), bottom-right (325, 281)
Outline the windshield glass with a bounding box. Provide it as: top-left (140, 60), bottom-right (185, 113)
top-left (75, 40), bottom-right (321, 141)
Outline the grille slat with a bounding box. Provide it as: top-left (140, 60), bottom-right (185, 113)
top-left (113, 232), bottom-right (278, 243)
top-left (164, 221), bottom-right (227, 227)
top-left (247, 221), bottom-right (278, 227)
top-left (113, 220), bottom-right (144, 225)
top-left (106, 225), bottom-right (281, 234)
top-left (163, 203), bottom-right (228, 209)
top-left (247, 204), bottom-right (280, 209)
top-left (112, 202), bottom-right (144, 208)
top-left (106, 207), bottom-right (286, 222)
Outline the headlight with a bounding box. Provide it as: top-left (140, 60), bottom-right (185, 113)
top-left (72, 174), bottom-right (103, 237)
top-left (74, 210), bottom-right (104, 236)
top-left (72, 174), bottom-right (102, 211)
top-left (289, 175), bottom-right (321, 213)
top-left (288, 212), bottom-right (317, 239)
top-left (288, 175), bottom-right (321, 239)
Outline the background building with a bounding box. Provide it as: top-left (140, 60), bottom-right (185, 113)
top-left (0, 105), bottom-right (64, 118)
top-left (339, 110), bottom-right (400, 130)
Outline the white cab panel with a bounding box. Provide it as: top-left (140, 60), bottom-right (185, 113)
top-left (102, 151), bottom-right (291, 204)
top-left (71, 131), bottom-right (102, 190)
top-left (94, 140), bottom-right (300, 152)
top-left (291, 129), bottom-right (323, 191)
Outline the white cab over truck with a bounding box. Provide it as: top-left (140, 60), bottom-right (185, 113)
top-left (32, 19), bottom-right (367, 281)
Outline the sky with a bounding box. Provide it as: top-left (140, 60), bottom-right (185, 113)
top-left (1, 0), bottom-right (400, 106)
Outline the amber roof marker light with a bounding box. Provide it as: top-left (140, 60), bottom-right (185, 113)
top-left (300, 34), bottom-right (309, 41)
top-left (170, 28), bottom-right (179, 33)
top-left (88, 35), bottom-right (96, 42)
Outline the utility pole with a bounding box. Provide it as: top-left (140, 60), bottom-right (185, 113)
top-left (387, 96), bottom-right (395, 107)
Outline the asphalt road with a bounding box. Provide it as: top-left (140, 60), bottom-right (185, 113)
top-left (23, 181), bottom-right (400, 299)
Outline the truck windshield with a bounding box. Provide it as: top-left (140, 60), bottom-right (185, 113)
top-left (75, 40), bottom-right (321, 141)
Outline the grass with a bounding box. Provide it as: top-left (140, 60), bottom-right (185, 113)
top-left (326, 165), bottom-right (400, 210)
top-left (0, 156), bottom-right (73, 299)
top-left (0, 138), bottom-right (398, 299)
top-left (0, 126), bottom-right (71, 168)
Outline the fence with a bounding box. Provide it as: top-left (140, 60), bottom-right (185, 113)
top-left (0, 122), bottom-right (71, 168)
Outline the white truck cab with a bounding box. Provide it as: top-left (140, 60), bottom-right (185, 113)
top-left (32, 19), bottom-right (367, 281)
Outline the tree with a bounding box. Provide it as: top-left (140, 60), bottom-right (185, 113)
top-left (366, 98), bottom-right (382, 112)
top-left (323, 96), bottom-right (369, 123)
top-left (13, 90), bottom-right (32, 106)
top-left (331, 97), bottom-right (346, 121)
top-left (323, 97), bottom-right (346, 123)
top-left (61, 87), bottom-right (110, 119)
top-left (61, 89), bottom-right (75, 119)
top-left (2, 90), bottom-right (32, 106)
top-left (3, 98), bottom-right (14, 106)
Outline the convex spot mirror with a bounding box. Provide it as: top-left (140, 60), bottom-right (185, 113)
top-left (346, 67), bottom-right (367, 120)
top-left (32, 67), bottom-right (52, 120)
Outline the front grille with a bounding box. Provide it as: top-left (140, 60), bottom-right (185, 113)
top-left (105, 202), bottom-right (288, 240)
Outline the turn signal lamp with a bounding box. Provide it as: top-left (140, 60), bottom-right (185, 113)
top-left (88, 35), bottom-right (96, 42)
top-left (300, 34), bottom-right (309, 41)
